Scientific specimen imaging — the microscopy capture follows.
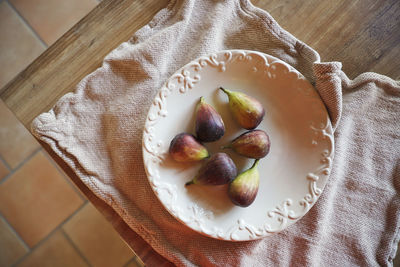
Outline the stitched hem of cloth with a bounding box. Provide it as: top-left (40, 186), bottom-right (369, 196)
top-left (128, 0), bottom-right (181, 44)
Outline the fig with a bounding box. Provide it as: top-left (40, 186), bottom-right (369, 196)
top-left (225, 130), bottom-right (270, 159)
top-left (228, 159), bottom-right (260, 207)
top-left (169, 133), bottom-right (209, 162)
top-left (195, 97), bottom-right (225, 142)
top-left (220, 87), bottom-right (265, 130)
top-left (185, 153), bottom-right (237, 186)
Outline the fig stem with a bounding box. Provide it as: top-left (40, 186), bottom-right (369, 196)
top-left (219, 87), bottom-right (231, 95)
top-left (251, 159), bottom-right (260, 169)
top-left (221, 145), bottom-right (231, 150)
top-left (199, 96), bottom-right (205, 103)
top-left (185, 180), bottom-right (195, 186)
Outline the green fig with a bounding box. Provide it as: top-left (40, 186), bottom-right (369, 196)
top-left (220, 87), bottom-right (265, 130)
top-left (195, 97), bottom-right (225, 142)
top-left (225, 130), bottom-right (270, 159)
top-left (185, 153), bottom-right (237, 186)
top-left (169, 133), bottom-right (209, 162)
top-left (228, 159), bottom-right (260, 207)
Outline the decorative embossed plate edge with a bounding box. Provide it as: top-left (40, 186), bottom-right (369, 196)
top-left (142, 50), bottom-right (334, 241)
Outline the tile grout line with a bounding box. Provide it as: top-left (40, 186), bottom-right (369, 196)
top-left (11, 202), bottom-right (88, 267)
top-left (2, 0), bottom-right (133, 265)
top-left (42, 150), bottom-right (88, 203)
top-left (5, 0), bottom-right (48, 48)
top-left (3, 0), bottom-right (98, 265)
top-left (0, 154), bottom-right (12, 172)
top-left (0, 147), bottom-right (42, 185)
top-left (61, 228), bottom-right (93, 267)
top-left (0, 212), bottom-right (31, 253)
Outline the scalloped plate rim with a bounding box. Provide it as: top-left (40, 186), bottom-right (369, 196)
top-left (141, 49), bottom-right (334, 241)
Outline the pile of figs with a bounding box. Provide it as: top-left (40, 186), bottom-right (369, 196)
top-left (169, 87), bottom-right (270, 207)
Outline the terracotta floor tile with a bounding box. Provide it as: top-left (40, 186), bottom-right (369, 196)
top-left (0, 216), bottom-right (29, 266)
top-left (0, 100), bottom-right (41, 169)
top-left (63, 203), bottom-right (134, 267)
top-left (17, 230), bottom-right (88, 267)
top-left (0, 1), bottom-right (45, 89)
top-left (10, 0), bottom-right (98, 45)
top-left (41, 151), bottom-right (86, 201)
top-left (0, 151), bottom-right (84, 247)
top-left (0, 159), bottom-right (10, 181)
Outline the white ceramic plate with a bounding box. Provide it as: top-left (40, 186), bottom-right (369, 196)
top-left (142, 50), bottom-right (334, 241)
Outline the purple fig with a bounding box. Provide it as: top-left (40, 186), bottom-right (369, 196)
top-left (185, 153), bottom-right (237, 186)
top-left (220, 87), bottom-right (265, 130)
top-left (195, 97), bottom-right (225, 142)
top-left (225, 130), bottom-right (270, 159)
top-left (228, 159), bottom-right (260, 207)
top-left (169, 133), bottom-right (209, 162)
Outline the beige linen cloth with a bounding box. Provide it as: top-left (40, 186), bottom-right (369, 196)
top-left (32, 0), bottom-right (400, 266)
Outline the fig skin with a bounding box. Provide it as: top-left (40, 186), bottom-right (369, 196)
top-left (227, 130), bottom-right (270, 159)
top-left (195, 97), bottom-right (225, 142)
top-left (185, 153), bottom-right (237, 186)
top-left (169, 133), bottom-right (209, 162)
top-left (220, 87), bottom-right (265, 130)
top-left (228, 159), bottom-right (260, 207)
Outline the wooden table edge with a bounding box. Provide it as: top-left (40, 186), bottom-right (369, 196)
top-left (0, 0), bottom-right (174, 265)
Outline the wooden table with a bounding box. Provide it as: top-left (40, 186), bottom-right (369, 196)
top-left (1, 0), bottom-right (399, 265)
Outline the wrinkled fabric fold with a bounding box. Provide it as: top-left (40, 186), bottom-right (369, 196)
top-left (31, 0), bottom-right (400, 266)
top-left (313, 62), bottom-right (343, 129)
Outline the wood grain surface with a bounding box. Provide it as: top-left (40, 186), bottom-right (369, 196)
top-left (1, 0), bottom-right (399, 266)
top-left (253, 0), bottom-right (400, 80)
top-left (1, 0), bottom-right (399, 128)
